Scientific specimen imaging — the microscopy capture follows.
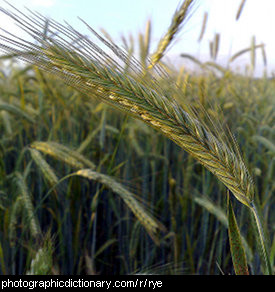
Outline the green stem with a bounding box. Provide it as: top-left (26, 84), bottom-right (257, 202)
top-left (250, 202), bottom-right (273, 275)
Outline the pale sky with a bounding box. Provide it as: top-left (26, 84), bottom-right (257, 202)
top-left (1, 0), bottom-right (275, 76)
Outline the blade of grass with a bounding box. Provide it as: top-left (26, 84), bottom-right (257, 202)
top-left (250, 202), bottom-right (273, 275)
top-left (227, 192), bottom-right (249, 275)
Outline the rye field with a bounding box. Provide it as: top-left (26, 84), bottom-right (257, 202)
top-left (0, 0), bottom-right (273, 275)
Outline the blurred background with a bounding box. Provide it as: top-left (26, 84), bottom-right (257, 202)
top-left (1, 0), bottom-right (275, 76)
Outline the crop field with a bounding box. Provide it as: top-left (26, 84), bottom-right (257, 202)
top-left (0, 0), bottom-right (273, 275)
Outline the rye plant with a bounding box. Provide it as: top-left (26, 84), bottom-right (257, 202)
top-left (0, 1), bottom-right (272, 274)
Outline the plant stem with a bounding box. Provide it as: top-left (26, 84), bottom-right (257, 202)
top-left (250, 202), bottom-right (273, 275)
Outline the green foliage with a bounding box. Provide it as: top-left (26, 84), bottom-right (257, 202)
top-left (227, 194), bottom-right (249, 275)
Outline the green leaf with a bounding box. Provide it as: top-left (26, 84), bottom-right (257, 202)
top-left (252, 135), bottom-right (275, 154)
top-left (0, 241), bottom-right (6, 275)
top-left (94, 239), bottom-right (117, 259)
top-left (227, 193), bottom-right (249, 275)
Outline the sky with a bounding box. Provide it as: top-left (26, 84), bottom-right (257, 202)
top-left (0, 0), bottom-right (275, 76)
